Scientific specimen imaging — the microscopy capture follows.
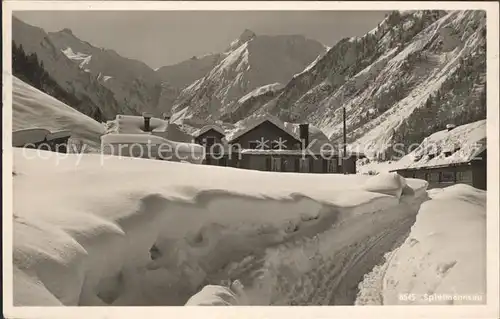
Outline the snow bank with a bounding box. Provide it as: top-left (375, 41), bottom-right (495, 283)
top-left (356, 184), bottom-right (486, 305)
top-left (100, 133), bottom-right (205, 163)
top-left (12, 150), bottom-right (427, 306)
top-left (362, 172), bottom-right (411, 198)
top-left (12, 76), bottom-right (105, 149)
top-left (185, 280), bottom-right (247, 306)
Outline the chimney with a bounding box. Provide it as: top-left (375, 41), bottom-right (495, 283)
top-left (446, 124), bottom-right (456, 132)
top-left (299, 123), bottom-right (309, 150)
top-left (142, 112), bottom-right (152, 132)
top-left (163, 112), bottom-right (171, 122)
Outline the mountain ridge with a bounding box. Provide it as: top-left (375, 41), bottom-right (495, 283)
top-left (178, 10), bottom-right (486, 158)
top-left (170, 32), bottom-right (327, 122)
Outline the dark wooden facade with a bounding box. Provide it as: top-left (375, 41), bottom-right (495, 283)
top-left (236, 153), bottom-right (340, 173)
top-left (193, 119), bottom-right (360, 174)
top-left (194, 128), bottom-right (227, 166)
top-left (391, 150), bottom-right (486, 190)
top-left (228, 120), bottom-right (301, 150)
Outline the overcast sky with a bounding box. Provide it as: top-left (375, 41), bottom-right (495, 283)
top-left (14, 11), bottom-right (388, 69)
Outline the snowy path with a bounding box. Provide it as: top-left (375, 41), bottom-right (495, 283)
top-left (202, 196), bottom-right (425, 306)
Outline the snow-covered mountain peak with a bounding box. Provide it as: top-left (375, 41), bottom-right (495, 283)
top-left (226, 29), bottom-right (257, 52)
top-left (172, 33), bottom-right (326, 122)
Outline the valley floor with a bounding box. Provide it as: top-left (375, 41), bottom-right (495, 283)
top-left (10, 149), bottom-right (486, 307)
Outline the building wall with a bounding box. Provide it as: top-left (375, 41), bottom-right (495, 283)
top-left (244, 154), bottom-right (268, 171)
top-left (394, 163), bottom-right (484, 190)
top-left (239, 154), bottom-right (342, 174)
top-left (195, 129), bottom-right (226, 163)
top-left (472, 150), bottom-right (487, 190)
top-left (194, 129), bottom-right (225, 146)
top-left (311, 157), bottom-right (324, 173)
top-left (340, 156), bottom-right (357, 174)
top-left (229, 120), bottom-right (301, 150)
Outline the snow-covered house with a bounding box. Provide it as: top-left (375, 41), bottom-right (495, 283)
top-left (391, 120), bottom-right (487, 190)
top-left (100, 113), bottom-right (204, 163)
top-left (191, 113), bottom-right (362, 174)
top-left (101, 112), bottom-right (363, 173)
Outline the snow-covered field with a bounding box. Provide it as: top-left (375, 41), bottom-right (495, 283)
top-left (13, 148), bottom-right (432, 306)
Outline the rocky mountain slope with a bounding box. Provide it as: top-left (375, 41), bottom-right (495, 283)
top-left (48, 28), bottom-right (163, 116)
top-left (185, 10), bottom-right (486, 158)
top-left (13, 16), bottom-right (165, 119)
top-left (12, 16), bottom-right (122, 121)
top-left (156, 53), bottom-right (222, 114)
top-left (12, 18), bottom-right (327, 126)
top-left (170, 30), bottom-right (327, 122)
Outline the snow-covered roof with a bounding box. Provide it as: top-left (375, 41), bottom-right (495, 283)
top-left (192, 124), bottom-right (226, 138)
top-left (107, 113), bottom-right (337, 152)
top-left (396, 119), bottom-right (486, 170)
top-left (12, 128), bottom-right (72, 147)
top-left (106, 115), bottom-right (169, 134)
top-left (12, 128), bottom-right (51, 147)
top-left (46, 130), bottom-right (72, 141)
top-left (225, 113), bottom-right (301, 143)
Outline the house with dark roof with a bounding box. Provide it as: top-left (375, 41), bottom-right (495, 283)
top-left (390, 120), bottom-right (486, 190)
top-left (103, 112), bottom-right (364, 174)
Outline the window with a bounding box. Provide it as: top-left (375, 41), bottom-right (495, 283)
top-left (326, 159), bottom-right (338, 173)
top-left (441, 171), bottom-right (455, 183)
top-left (249, 141), bottom-right (259, 149)
top-left (271, 157), bottom-right (282, 171)
top-left (429, 172), bottom-right (440, 182)
top-left (456, 170), bottom-right (473, 183)
top-left (415, 171), bottom-right (426, 180)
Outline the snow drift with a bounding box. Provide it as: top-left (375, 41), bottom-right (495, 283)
top-left (13, 149), bottom-right (428, 306)
top-left (185, 280), bottom-right (248, 306)
top-left (100, 132), bottom-right (204, 164)
top-left (12, 76), bottom-right (105, 150)
top-left (356, 184), bottom-right (486, 305)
